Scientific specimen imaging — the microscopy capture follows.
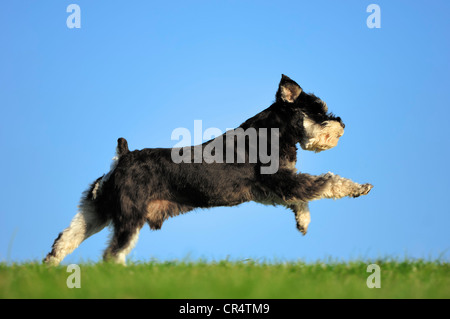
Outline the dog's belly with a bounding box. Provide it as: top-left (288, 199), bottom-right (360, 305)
top-left (169, 181), bottom-right (254, 208)
top-left (165, 163), bottom-right (255, 208)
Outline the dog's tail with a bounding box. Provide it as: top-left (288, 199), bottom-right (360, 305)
top-left (116, 137), bottom-right (130, 158)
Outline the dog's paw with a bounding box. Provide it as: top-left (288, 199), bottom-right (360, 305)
top-left (362, 183), bottom-right (374, 195)
top-left (296, 222), bottom-right (308, 236)
top-left (295, 214), bottom-right (310, 236)
top-left (43, 255), bottom-right (60, 266)
top-left (352, 183), bottom-right (373, 198)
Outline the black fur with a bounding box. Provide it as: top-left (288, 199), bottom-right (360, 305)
top-left (45, 74), bottom-right (369, 264)
top-left (94, 76), bottom-right (341, 246)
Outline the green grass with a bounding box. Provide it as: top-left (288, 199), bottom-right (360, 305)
top-left (0, 259), bottom-right (448, 298)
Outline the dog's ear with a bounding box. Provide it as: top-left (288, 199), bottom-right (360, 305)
top-left (276, 74), bottom-right (302, 103)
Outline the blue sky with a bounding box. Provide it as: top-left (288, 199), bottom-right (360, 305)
top-left (1, 0), bottom-right (449, 264)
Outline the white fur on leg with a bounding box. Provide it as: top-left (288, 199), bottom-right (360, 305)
top-left (45, 200), bottom-right (108, 265)
top-left (318, 172), bottom-right (373, 199)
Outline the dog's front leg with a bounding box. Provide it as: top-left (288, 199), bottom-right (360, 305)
top-left (287, 202), bottom-right (311, 235)
top-left (290, 173), bottom-right (372, 236)
top-left (288, 173), bottom-right (372, 234)
top-left (258, 170), bottom-right (372, 234)
top-left (262, 170), bottom-right (373, 203)
top-left (311, 172), bottom-right (373, 200)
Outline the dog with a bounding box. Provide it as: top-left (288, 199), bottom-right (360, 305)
top-left (44, 75), bottom-right (373, 265)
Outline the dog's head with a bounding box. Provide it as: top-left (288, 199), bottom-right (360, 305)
top-left (275, 74), bottom-right (345, 152)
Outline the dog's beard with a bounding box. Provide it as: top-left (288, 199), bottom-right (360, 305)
top-left (300, 118), bottom-right (344, 152)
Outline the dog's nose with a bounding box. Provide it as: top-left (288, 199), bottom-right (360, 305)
top-left (337, 117), bottom-right (345, 129)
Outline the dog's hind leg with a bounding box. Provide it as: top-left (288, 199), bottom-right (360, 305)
top-left (103, 221), bottom-right (144, 265)
top-left (44, 199), bottom-right (109, 265)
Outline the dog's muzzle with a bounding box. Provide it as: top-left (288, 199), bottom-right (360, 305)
top-left (300, 119), bottom-right (344, 152)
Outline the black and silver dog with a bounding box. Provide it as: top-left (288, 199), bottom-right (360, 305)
top-left (44, 75), bottom-right (373, 265)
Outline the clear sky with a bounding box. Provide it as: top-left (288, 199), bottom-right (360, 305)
top-left (1, 1), bottom-right (449, 264)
